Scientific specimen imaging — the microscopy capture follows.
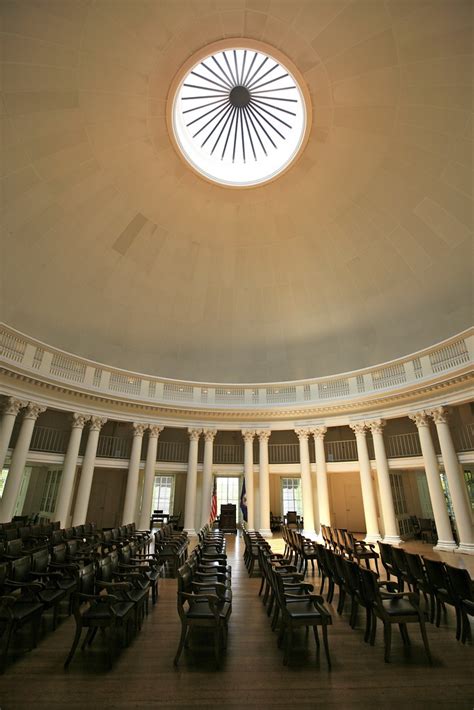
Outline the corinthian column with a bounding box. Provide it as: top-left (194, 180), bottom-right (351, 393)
top-left (350, 423), bottom-right (381, 542)
top-left (200, 429), bottom-right (216, 527)
top-left (242, 430), bottom-right (256, 529)
top-left (409, 411), bottom-right (456, 551)
top-left (257, 430), bottom-right (271, 537)
top-left (55, 413), bottom-right (90, 528)
top-left (0, 402), bottom-right (46, 523)
top-left (312, 426), bottom-right (330, 530)
top-left (183, 429), bottom-right (201, 535)
top-left (430, 407), bottom-right (473, 554)
top-left (0, 398), bottom-right (26, 472)
top-left (138, 425), bottom-right (163, 530)
top-left (368, 419), bottom-right (402, 545)
top-left (72, 416), bottom-right (107, 526)
top-left (123, 423), bottom-right (148, 525)
top-left (295, 428), bottom-right (315, 535)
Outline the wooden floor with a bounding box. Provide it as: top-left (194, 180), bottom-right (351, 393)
top-left (1, 534), bottom-right (473, 710)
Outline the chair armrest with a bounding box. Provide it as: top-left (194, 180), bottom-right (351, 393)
top-left (97, 580), bottom-right (132, 592)
top-left (5, 579), bottom-right (44, 591)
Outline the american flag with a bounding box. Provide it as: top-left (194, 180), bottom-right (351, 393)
top-left (209, 477), bottom-right (217, 524)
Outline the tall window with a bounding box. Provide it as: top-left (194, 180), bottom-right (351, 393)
top-left (389, 473), bottom-right (407, 516)
top-left (40, 470), bottom-right (62, 513)
top-left (215, 477), bottom-right (240, 514)
top-left (152, 475), bottom-right (174, 514)
top-left (0, 468), bottom-right (8, 498)
top-left (281, 478), bottom-right (303, 517)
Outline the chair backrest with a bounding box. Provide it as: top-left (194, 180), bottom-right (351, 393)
top-left (358, 566), bottom-right (380, 607)
top-left (423, 557), bottom-right (450, 591)
top-left (98, 555), bottom-right (113, 584)
top-left (445, 564), bottom-right (473, 602)
top-left (7, 538), bottom-right (24, 557)
top-left (73, 525), bottom-right (84, 538)
top-left (31, 548), bottom-right (50, 573)
top-left (405, 552), bottom-right (427, 584)
top-left (391, 546), bottom-right (409, 575)
top-left (67, 539), bottom-right (79, 557)
top-left (79, 563), bottom-right (96, 595)
top-left (11, 555), bottom-right (32, 584)
top-left (120, 544), bottom-right (131, 565)
top-left (378, 541), bottom-right (394, 569)
top-left (109, 550), bottom-right (120, 573)
top-left (0, 562), bottom-right (8, 593)
top-left (51, 543), bottom-right (67, 563)
top-left (341, 557), bottom-right (361, 594)
top-left (50, 530), bottom-right (63, 545)
top-left (5, 527), bottom-right (20, 542)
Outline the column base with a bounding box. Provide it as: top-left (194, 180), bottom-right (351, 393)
top-left (259, 528), bottom-right (273, 538)
top-left (183, 528), bottom-right (197, 536)
top-left (456, 542), bottom-right (474, 555)
top-left (364, 533), bottom-right (382, 544)
top-left (433, 540), bottom-right (458, 553)
top-left (382, 535), bottom-right (403, 546)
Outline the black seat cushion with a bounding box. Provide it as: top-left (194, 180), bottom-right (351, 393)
top-left (38, 588), bottom-right (66, 605)
top-left (1, 601), bottom-right (44, 621)
top-left (186, 600), bottom-right (231, 620)
top-left (284, 600), bottom-right (326, 619)
top-left (382, 598), bottom-right (419, 616)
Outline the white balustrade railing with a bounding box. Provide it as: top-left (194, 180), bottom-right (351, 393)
top-left (455, 423), bottom-right (474, 452)
top-left (96, 435), bottom-right (132, 459)
top-left (268, 443), bottom-right (300, 464)
top-left (157, 440), bottom-right (188, 463)
top-left (325, 439), bottom-right (358, 462)
top-left (30, 426), bottom-right (69, 453)
top-left (386, 432), bottom-right (422, 458)
top-left (0, 323), bottom-right (471, 411)
top-left (213, 444), bottom-right (243, 464)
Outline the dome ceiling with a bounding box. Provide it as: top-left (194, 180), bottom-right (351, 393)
top-left (1, 0), bottom-right (472, 383)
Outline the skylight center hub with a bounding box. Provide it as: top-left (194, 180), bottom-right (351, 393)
top-left (229, 85), bottom-right (251, 108)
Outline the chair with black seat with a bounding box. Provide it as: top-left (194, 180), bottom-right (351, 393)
top-left (390, 547), bottom-right (412, 592)
top-left (4, 538), bottom-right (27, 561)
top-left (0, 561), bottom-right (44, 673)
top-left (340, 557), bottom-right (364, 632)
top-left (423, 556), bottom-right (458, 633)
top-left (359, 566), bottom-right (432, 664)
top-left (97, 554), bottom-right (148, 631)
top-left (10, 555), bottom-right (66, 630)
top-left (31, 548), bottom-right (76, 620)
top-left (404, 552), bottom-right (434, 621)
top-left (378, 541), bottom-right (399, 584)
top-left (64, 563), bottom-right (135, 668)
top-left (346, 532), bottom-right (379, 574)
top-left (296, 534), bottom-right (319, 576)
top-left (445, 564), bottom-right (474, 644)
top-left (316, 545), bottom-right (335, 603)
top-left (174, 564), bottom-right (232, 668)
top-left (119, 543), bottom-right (161, 604)
top-left (273, 567), bottom-right (332, 668)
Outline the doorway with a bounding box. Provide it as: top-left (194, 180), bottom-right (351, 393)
top-left (86, 468), bottom-right (127, 528)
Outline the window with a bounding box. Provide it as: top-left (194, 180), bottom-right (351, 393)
top-left (0, 468), bottom-right (8, 498)
top-left (281, 478), bottom-right (302, 517)
top-left (215, 476), bottom-right (240, 515)
top-left (40, 470), bottom-right (62, 513)
top-left (152, 475), bottom-right (175, 514)
top-left (389, 473), bottom-right (407, 516)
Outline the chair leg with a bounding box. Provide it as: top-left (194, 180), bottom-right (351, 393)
top-left (174, 623), bottom-right (187, 666)
top-left (81, 627), bottom-right (94, 650)
top-left (313, 625), bottom-right (320, 649)
top-left (0, 621), bottom-right (14, 674)
top-left (322, 624), bottom-right (331, 669)
top-left (399, 623), bottom-right (410, 646)
top-left (383, 622), bottom-right (392, 663)
top-left (64, 623), bottom-right (83, 668)
top-left (369, 613), bottom-right (377, 646)
top-left (214, 626), bottom-right (221, 669)
top-left (283, 627), bottom-right (292, 666)
top-left (419, 617), bottom-right (432, 664)
top-left (454, 606), bottom-right (462, 641)
top-left (88, 627), bottom-right (98, 647)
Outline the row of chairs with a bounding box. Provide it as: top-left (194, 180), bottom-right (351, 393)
top-left (153, 525), bottom-right (189, 577)
top-left (252, 533), bottom-right (332, 668)
top-left (319, 524), bottom-right (380, 572)
top-left (175, 525), bottom-right (232, 668)
top-left (378, 542), bottom-right (473, 644)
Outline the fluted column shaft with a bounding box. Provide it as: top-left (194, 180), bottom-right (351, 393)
top-left (184, 429), bottom-right (201, 535)
top-left (138, 425), bottom-right (162, 530)
top-left (0, 402), bottom-right (45, 523)
top-left (369, 419), bottom-right (402, 545)
top-left (257, 431), bottom-right (271, 537)
top-left (351, 423), bottom-right (381, 542)
top-left (296, 429), bottom-right (315, 534)
top-left (242, 430), bottom-right (255, 529)
top-left (0, 398), bottom-right (26, 473)
top-left (123, 423), bottom-right (147, 525)
top-left (72, 416), bottom-right (107, 526)
top-left (431, 408), bottom-right (474, 554)
top-left (312, 427), bottom-right (331, 528)
top-left (55, 413), bottom-right (89, 528)
top-left (410, 412), bottom-right (456, 551)
top-left (200, 430), bottom-right (216, 527)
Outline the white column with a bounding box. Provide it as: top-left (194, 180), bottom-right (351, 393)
top-left (242, 430), bottom-right (255, 529)
top-left (0, 398), bottom-right (26, 472)
top-left (183, 428), bottom-right (201, 535)
top-left (368, 419), bottom-right (402, 545)
top-left (200, 429), bottom-right (216, 527)
top-left (350, 423), bottom-right (381, 542)
top-left (71, 416), bottom-right (107, 526)
top-left (430, 407), bottom-right (474, 554)
top-left (257, 430), bottom-right (272, 537)
top-left (55, 413), bottom-right (90, 528)
top-left (312, 426), bottom-right (331, 530)
top-left (295, 428), bottom-right (315, 535)
top-left (138, 424), bottom-right (163, 530)
top-left (409, 411), bottom-right (456, 552)
top-left (0, 402), bottom-right (46, 523)
top-left (122, 423), bottom-right (148, 525)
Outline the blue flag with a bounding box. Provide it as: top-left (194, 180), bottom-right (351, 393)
top-left (240, 478), bottom-right (248, 522)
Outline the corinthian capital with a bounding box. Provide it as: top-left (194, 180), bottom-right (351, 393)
top-left (148, 424), bottom-right (163, 438)
top-left (133, 422), bottom-right (148, 437)
top-left (71, 413), bottom-right (90, 430)
top-left (409, 411), bottom-right (430, 428)
top-left (23, 402), bottom-right (46, 421)
top-left (89, 416), bottom-right (107, 432)
top-left (241, 430), bottom-right (256, 443)
top-left (256, 430), bottom-right (271, 443)
top-left (367, 418), bottom-right (386, 435)
top-left (295, 428), bottom-right (310, 441)
top-left (188, 428), bottom-right (202, 442)
top-left (428, 406), bottom-right (449, 425)
top-left (350, 422), bottom-right (367, 436)
top-left (3, 397), bottom-right (27, 416)
top-left (311, 426), bottom-right (327, 440)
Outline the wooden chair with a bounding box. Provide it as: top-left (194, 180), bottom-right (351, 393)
top-left (445, 564), bottom-right (474, 644)
top-left (346, 532), bottom-right (379, 575)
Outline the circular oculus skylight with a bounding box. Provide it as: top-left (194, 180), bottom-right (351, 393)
top-left (171, 46), bottom-right (308, 187)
